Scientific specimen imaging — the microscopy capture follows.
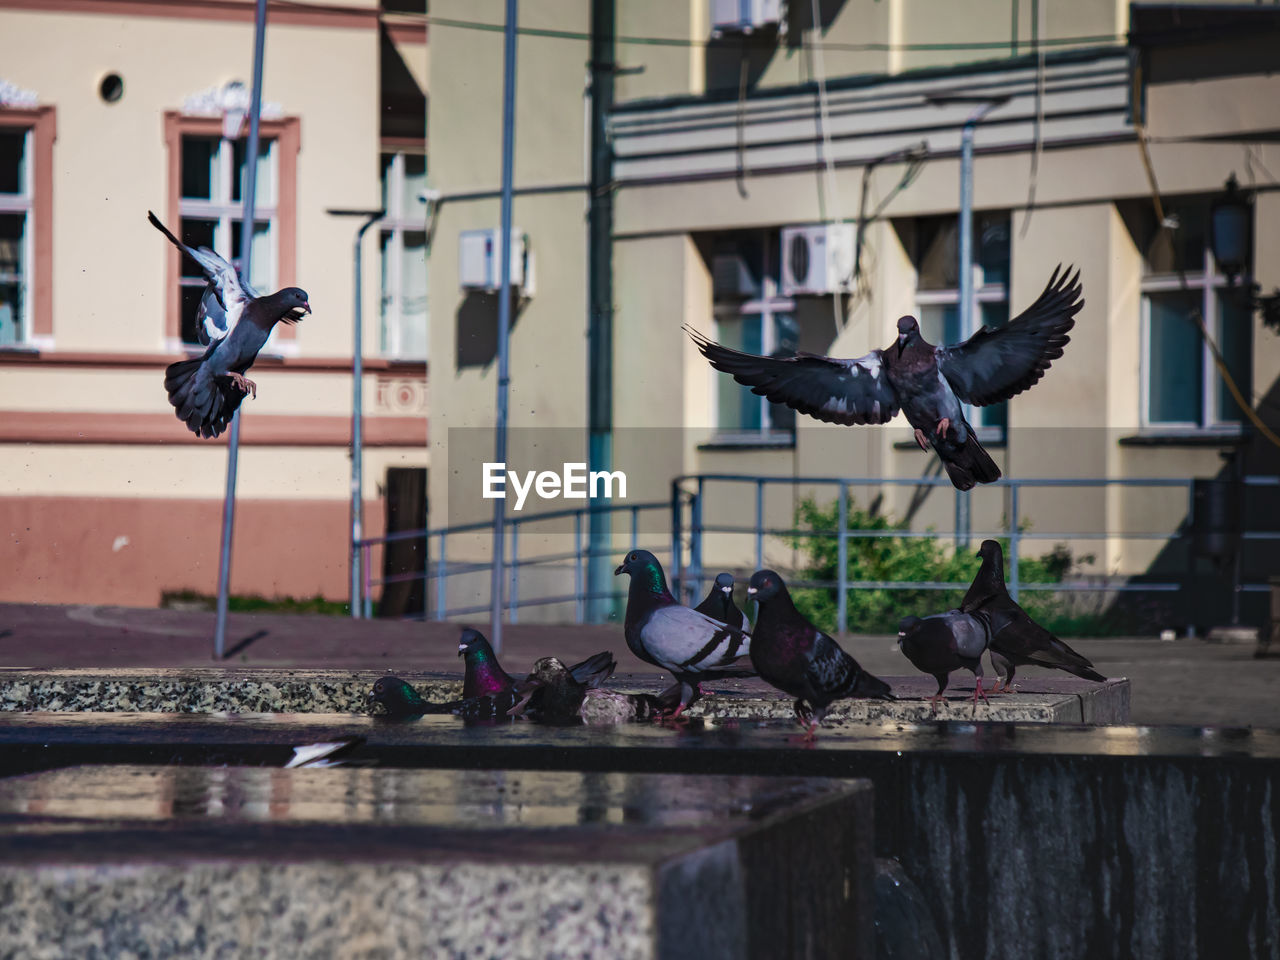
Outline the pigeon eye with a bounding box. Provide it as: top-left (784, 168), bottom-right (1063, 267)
top-left (374, 682), bottom-right (384, 693)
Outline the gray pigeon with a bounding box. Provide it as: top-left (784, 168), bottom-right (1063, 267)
top-left (694, 572), bottom-right (744, 630)
top-left (960, 539), bottom-right (1106, 690)
top-left (615, 550), bottom-right (754, 716)
top-left (897, 610), bottom-right (991, 714)
top-left (687, 266), bottom-right (1081, 489)
top-left (150, 211), bottom-right (310, 438)
top-left (747, 569), bottom-right (894, 738)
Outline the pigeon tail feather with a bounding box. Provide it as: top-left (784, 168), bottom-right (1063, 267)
top-left (164, 353), bottom-right (244, 439)
top-left (941, 431), bottom-right (1001, 491)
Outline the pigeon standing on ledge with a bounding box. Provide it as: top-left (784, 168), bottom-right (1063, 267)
top-left (897, 611), bottom-right (992, 714)
top-left (960, 539), bottom-right (1106, 690)
top-left (615, 550), bottom-right (754, 716)
top-left (694, 572), bottom-right (745, 631)
top-left (747, 569), bottom-right (894, 738)
top-left (149, 211), bottom-right (310, 438)
top-left (688, 266), bottom-right (1081, 490)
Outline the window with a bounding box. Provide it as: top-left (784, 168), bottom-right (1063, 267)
top-left (0, 127), bottom-right (30, 346)
top-left (379, 151), bottom-right (428, 359)
top-left (911, 213), bottom-right (1011, 433)
top-left (1132, 197), bottom-right (1251, 429)
top-left (176, 134), bottom-right (277, 346)
top-left (710, 231), bottom-right (797, 441)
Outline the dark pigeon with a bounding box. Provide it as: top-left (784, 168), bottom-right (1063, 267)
top-left (897, 610), bottom-right (992, 714)
top-left (150, 211), bottom-right (310, 438)
top-left (694, 572), bottom-right (745, 630)
top-left (746, 569), bottom-right (894, 737)
top-left (615, 549), bottom-right (754, 716)
top-left (688, 266), bottom-right (1081, 490)
top-left (960, 539), bottom-right (1106, 690)
top-left (457, 627), bottom-right (616, 699)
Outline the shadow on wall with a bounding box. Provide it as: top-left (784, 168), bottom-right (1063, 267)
top-left (455, 291), bottom-right (526, 369)
top-left (705, 31), bottom-right (779, 96)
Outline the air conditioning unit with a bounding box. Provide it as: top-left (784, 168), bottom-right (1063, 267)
top-left (458, 228), bottom-right (533, 294)
top-left (780, 223), bottom-right (856, 296)
top-left (712, 0), bottom-right (782, 35)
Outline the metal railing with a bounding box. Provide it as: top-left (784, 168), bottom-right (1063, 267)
top-left (355, 473), bottom-right (1280, 628)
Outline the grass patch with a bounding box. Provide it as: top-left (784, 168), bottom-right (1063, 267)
top-left (160, 590), bottom-right (350, 617)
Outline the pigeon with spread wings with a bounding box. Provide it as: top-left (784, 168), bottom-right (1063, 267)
top-left (688, 266), bottom-right (1081, 489)
top-left (150, 211), bottom-right (310, 438)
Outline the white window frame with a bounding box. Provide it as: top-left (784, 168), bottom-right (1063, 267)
top-left (1139, 238), bottom-right (1243, 431)
top-left (711, 231), bottom-right (796, 443)
top-left (379, 150), bottom-right (428, 360)
top-left (0, 126), bottom-right (33, 347)
top-left (176, 134), bottom-right (278, 348)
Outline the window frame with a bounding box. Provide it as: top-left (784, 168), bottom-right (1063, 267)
top-left (1139, 244), bottom-right (1245, 432)
top-left (162, 112), bottom-right (299, 353)
top-left (0, 106), bottom-right (55, 349)
top-left (378, 146), bottom-right (428, 360)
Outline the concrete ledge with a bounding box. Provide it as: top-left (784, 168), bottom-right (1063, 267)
top-left (0, 765), bottom-right (874, 960)
top-left (0, 668), bottom-right (1131, 723)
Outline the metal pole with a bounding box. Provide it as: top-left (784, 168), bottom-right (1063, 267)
top-left (1009, 481), bottom-right (1021, 602)
top-left (755, 480), bottom-right (764, 571)
top-left (348, 212), bottom-right (384, 618)
top-left (213, 0), bottom-right (267, 659)
top-left (435, 531), bottom-right (447, 621)
top-left (955, 116), bottom-right (976, 553)
top-left (837, 482), bottom-right (848, 635)
top-left (489, 0), bottom-right (519, 654)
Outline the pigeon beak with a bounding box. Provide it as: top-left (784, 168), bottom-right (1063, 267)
top-left (746, 587), bottom-right (757, 597)
top-left (366, 691), bottom-right (378, 703)
top-left (721, 586), bottom-right (732, 594)
top-left (457, 645), bottom-right (466, 657)
top-left (613, 563), bottom-right (625, 576)
top-left (896, 333), bottom-right (907, 356)
top-left (302, 301), bottom-right (312, 315)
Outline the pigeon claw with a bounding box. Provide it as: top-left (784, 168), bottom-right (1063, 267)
top-left (936, 417), bottom-right (951, 439)
top-left (226, 373), bottom-right (257, 399)
top-left (913, 428), bottom-right (930, 451)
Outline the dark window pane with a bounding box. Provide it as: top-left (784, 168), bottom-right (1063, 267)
top-left (1217, 291), bottom-right (1252, 423)
top-left (379, 153), bottom-right (394, 213)
top-left (1148, 291), bottom-right (1203, 424)
top-left (0, 213), bottom-right (26, 344)
top-left (401, 154), bottom-right (427, 220)
top-left (1142, 198), bottom-right (1209, 275)
top-left (978, 301), bottom-right (1009, 429)
top-left (230, 220), bottom-right (271, 283)
top-left (231, 138), bottom-right (273, 205)
top-left (180, 285), bottom-right (206, 345)
top-left (181, 137), bottom-right (217, 200)
top-left (716, 313), bottom-right (764, 431)
top-left (0, 130), bottom-right (26, 195)
top-left (916, 217), bottom-right (957, 290)
top-left (977, 215), bottom-right (1010, 287)
top-left (919, 302), bottom-right (959, 346)
top-left (178, 219), bottom-right (217, 279)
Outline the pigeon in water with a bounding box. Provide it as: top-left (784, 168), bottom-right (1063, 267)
top-left (694, 572), bottom-right (745, 631)
top-left (897, 611), bottom-right (992, 714)
top-left (457, 628), bottom-right (616, 699)
top-left (688, 267), bottom-right (1081, 490)
top-left (960, 539), bottom-right (1106, 690)
top-left (149, 211), bottom-right (310, 438)
top-left (615, 550), bottom-right (754, 717)
top-left (747, 570), bottom-right (894, 738)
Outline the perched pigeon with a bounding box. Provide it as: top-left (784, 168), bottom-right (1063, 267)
top-left (694, 572), bottom-right (745, 630)
top-left (897, 611), bottom-right (992, 714)
top-left (615, 550), bottom-right (754, 716)
top-left (747, 569), bottom-right (894, 737)
top-left (457, 627), bottom-right (616, 699)
top-left (149, 211), bottom-right (310, 438)
top-left (960, 539), bottom-right (1106, 690)
top-left (688, 267), bottom-right (1081, 490)
top-left (284, 736), bottom-right (366, 768)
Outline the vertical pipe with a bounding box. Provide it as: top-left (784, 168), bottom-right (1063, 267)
top-left (690, 480), bottom-right (704, 605)
top-left (754, 480), bottom-right (764, 571)
top-left (350, 213), bottom-right (383, 618)
top-left (1009, 482), bottom-right (1021, 602)
top-left (837, 482), bottom-right (849, 635)
top-left (509, 523), bottom-right (519, 623)
top-left (362, 543), bottom-right (373, 619)
top-left (435, 531), bottom-right (447, 621)
top-left (671, 481), bottom-right (683, 602)
top-left (955, 117), bottom-right (975, 553)
top-left (574, 512), bottom-right (585, 624)
top-left (489, 0), bottom-right (519, 654)
top-left (631, 504), bottom-right (639, 550)
top-left (213, 0), bottom-right (267, 659)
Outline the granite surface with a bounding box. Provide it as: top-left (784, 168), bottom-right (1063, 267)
top-left (0, 668), bottom-right (1130, 723)
top-left (0, 766), bottom-right (874, 960)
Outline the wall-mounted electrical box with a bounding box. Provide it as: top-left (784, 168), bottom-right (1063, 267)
top-left (458, 228), bottom-right (533, 295)
top-left (712, 0), bottom-right (783, 36)
top-left (780, 223), bottom-right (856, 296)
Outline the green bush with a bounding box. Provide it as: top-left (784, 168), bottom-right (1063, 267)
top-left (160, 590), bottom-right (350, 617)
top-left (784, 496), bottom-right (1106, 635)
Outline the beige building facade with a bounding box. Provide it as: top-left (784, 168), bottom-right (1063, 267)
top-left (0, 0), bottom-right (429, 607)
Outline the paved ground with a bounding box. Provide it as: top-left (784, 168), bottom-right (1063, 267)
top-left (0, 603), bottom-right (1275, 727)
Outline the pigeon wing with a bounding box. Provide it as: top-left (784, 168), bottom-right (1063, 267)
top-left (149, 211), bottom-right (254, 339)
top-left (639, 605), bottom-right (751, 675)
top-left (937, 265), bottom-right (1081, 406)
top-left (686, 327), bottom-right (899, 426)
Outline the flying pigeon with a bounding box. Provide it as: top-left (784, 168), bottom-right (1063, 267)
top-left (747, 569), bottom-right (894, 737)
top-left (687, 266), bottom-right (1081, 490)
top-left (897, 611), bottom-right (992, 714)
top-left (960, 539), bottom-right (1106, 690)
top-left (284, 736), bottom-right (366, 768)
top-left (615, 550), bottom-right (754, 717)
top-left (149, 211), bottom-right (310, 438)
top-left (457, 627), bottom-right (616, 699)
top-left (694, 572), bottom-right (745, 630)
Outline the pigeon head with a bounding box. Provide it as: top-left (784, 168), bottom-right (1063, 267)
top-left (457, 627), bottom-right (492, 659)
top-left (895, 315), bottom-right (920, 356)
top-left (746, 569), bottom-right (786, 603)
top-left (977, 539), bottom-right (1002, 561)
top-left (897, 615), bottom-right (923, 640)
top-left (513, 656), bottom-right (571, 696)
top-left (614, 549), bottom-right (669, 594)
top-left (367, 675), bottom-right (424, 716)
top-left (280, 286), bottom-right (311, 315)
top-left (714, 572), bottom-right (735, 594)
